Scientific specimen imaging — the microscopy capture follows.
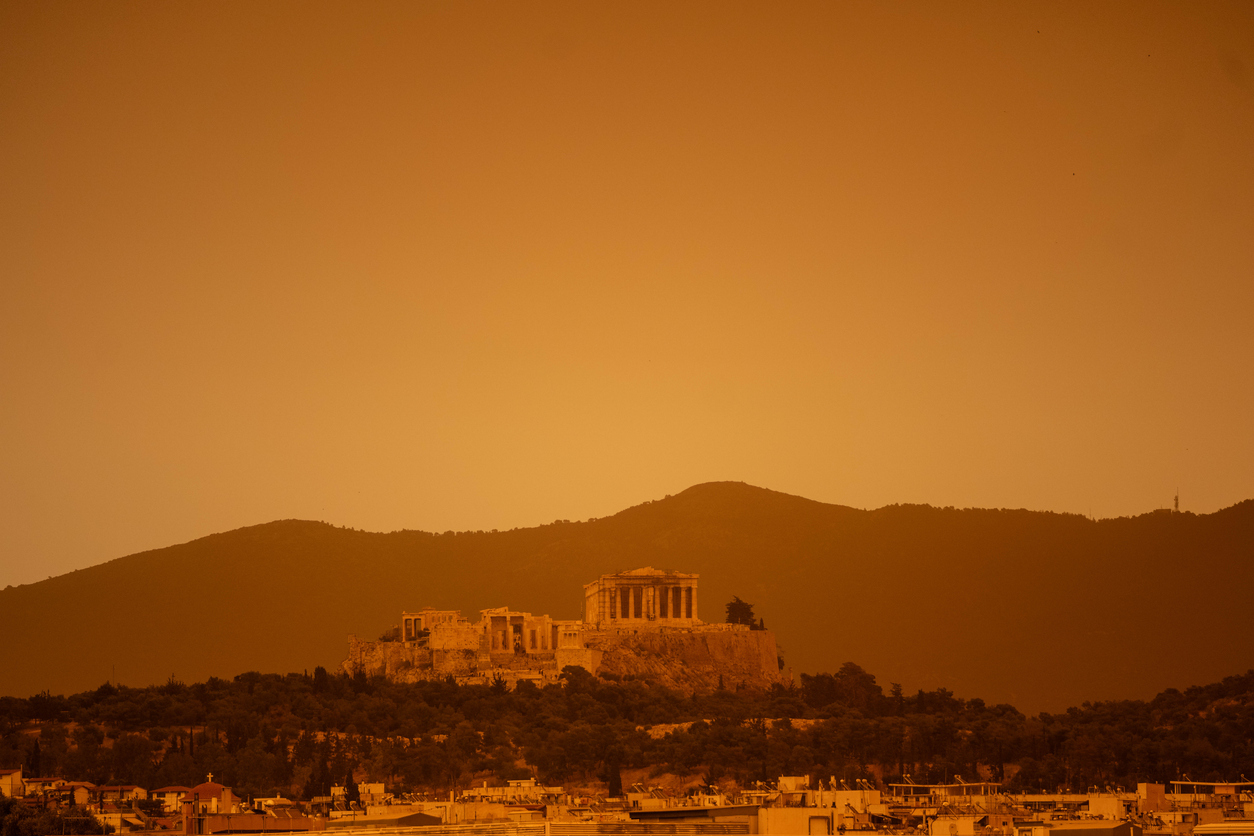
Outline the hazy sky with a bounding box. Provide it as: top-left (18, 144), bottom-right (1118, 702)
top-left (2, 1), bottom-right (1252, 589)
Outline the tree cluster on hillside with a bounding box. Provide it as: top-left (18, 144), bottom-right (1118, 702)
top-left (0, 794), bottom-right (110, 836)
top-left (3, 665), bottom-right (1254, 803)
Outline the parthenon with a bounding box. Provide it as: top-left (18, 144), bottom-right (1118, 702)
top-left (582, 567), bottom-right (699, 628)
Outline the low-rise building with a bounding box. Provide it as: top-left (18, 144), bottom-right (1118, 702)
top-left (22, 777), bottom-right (65, 796)
top-left (94, 785), bottom-right (149, 805)
top-left (0, 767), bottom-right (24, 798)
top-left (152, 786), bottom-right (192, 814)
top-left (63, 782), bottom-right (94, 807)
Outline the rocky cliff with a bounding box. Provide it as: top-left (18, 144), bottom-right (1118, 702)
top-left (588, 628), bottom-right (783, 692)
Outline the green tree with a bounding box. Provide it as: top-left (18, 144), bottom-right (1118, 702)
top-left (725, 596), bottom-right (756, 626)
top-left (26, 738), bottom-right (40, 776)
top-left (344, 769), bottom-right (360, 805)
top-left (0, 796), bottom-right (111, 836)
top-left (605, 749), bottom-right (623, 797)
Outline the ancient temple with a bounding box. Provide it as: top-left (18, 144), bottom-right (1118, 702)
top-left (582, 567), bottom-right (699, 628)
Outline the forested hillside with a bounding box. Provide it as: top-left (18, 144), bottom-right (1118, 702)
top-left (4, 666), bottom-right (1254, 802)
top-left (2, 482), bottom-right (1252, 711)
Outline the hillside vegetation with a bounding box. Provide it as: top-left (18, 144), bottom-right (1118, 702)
top-left (4, 665), bottom-right (1254, 801)
top-left (2, 482), bottom-right (1251, 711)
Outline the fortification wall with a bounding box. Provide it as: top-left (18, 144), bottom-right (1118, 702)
top-left (429, 621), bottom-right (480, 651)
top-left (344, 635), bottom-right (434, 680)
top-left (432, 648), bottom-right (478, 676)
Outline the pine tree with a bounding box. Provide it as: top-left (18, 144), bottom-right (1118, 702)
top-left (725, 596), bottom-right (756, 626)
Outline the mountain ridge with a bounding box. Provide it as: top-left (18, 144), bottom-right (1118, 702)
top-left (3, 481), bottom-right (1252, 712)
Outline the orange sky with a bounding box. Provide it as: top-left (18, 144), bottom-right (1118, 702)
top-left (2, 1), bottom-right (1252, 589)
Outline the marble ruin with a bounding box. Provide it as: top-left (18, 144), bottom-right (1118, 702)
top-left (343, 567), bottom-right (783, 692)
top-left (583, 567), bottom-right (699, 627)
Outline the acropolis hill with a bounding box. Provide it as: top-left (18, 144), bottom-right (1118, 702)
top-left (4, 483), bottom-right (1254, 709)
top-left (341, 567), bottom-right (785, 692)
